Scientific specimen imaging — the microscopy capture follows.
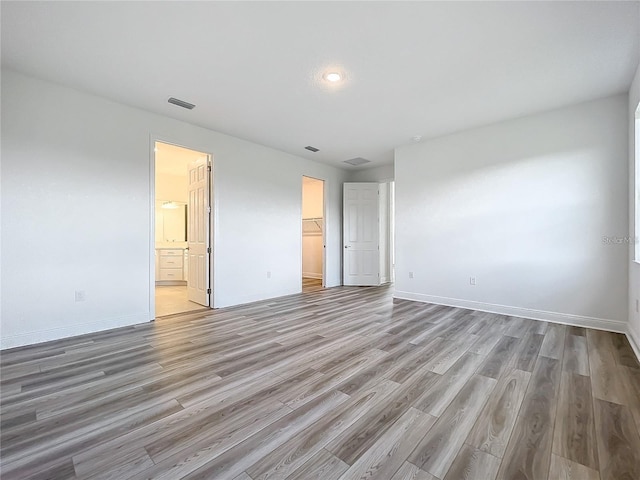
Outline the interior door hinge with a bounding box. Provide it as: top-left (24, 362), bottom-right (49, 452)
top-left (207, 247), bottom-right (211, 253)
top-left (207, 165), bottom-right (212, 172)
top-left (207, 206), bottom-right (211, 214)
top-left (207, 288), bottom-right (211, 294)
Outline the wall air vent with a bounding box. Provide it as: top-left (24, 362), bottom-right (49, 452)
top-left (305, 146), bottom-right (319, 152)
top-left (168, 97), bottom-right (196, 110)
top-left (343, 157), bottom-right (371, 166)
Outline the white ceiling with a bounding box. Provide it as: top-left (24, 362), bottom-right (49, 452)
top-left (2, 1), bottom-right (639, 169)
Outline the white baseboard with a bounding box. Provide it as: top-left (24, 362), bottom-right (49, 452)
top-left (303, 273), bottom-right (323, 279)
top-left (627, 323), bottom-right (640, 363)
top-left (0, 313), bottom-right (150, 350)
top-left (217, 287), bottom-right (300, 309)
top-left (393, 290), bottom-right (627, 334)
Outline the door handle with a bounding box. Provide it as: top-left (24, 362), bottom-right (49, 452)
top-left (344, 245), bottom-right (351, 249)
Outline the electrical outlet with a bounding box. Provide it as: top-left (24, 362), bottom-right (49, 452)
top-left (75, 290), bottom-right (86, 302)
top-left (470, 277), bottom-right (476, 286)
top-left (267, 271), bottom-right (271, 279)
top-left (409, 271), bottom-right (414, 279)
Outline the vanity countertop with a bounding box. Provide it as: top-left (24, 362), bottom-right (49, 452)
top-left (156, 243), bottom-right (188, 249)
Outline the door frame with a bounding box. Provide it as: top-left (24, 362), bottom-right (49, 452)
top-left (301, 175), bottom-right (327, 289)
top-left (149, 134), bottom-right (217, 319)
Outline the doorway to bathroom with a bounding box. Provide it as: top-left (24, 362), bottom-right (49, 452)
top-left (154, 141), bottom-right (212, 316)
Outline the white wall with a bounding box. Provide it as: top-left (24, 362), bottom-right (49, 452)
top-left (156, 172), bottom-right (188, 203)
top-left (348, 163), bottom-right (394, 182)
top-left (1, 70), bottom-right (349, 348)
top-left (302, 178), bottom-right (324, 218)
top-left (395, 95), bottom-right (629, 331)
top-left (154, 146), bottom-right (206, 247)
top-left (628, 63), bottom-right (640, 356)
top-left (302, 235), bottom-right (323, 279)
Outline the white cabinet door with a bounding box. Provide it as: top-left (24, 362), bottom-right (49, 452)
top-left (343, 182), bottom-right (380, 286)
top-left (187, 157), bottom-right (210, 306)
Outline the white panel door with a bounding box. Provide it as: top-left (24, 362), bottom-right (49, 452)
top-left (187, 157), bottom-right (210, 306)
top-left (343, 182), bottom-right (380, 286)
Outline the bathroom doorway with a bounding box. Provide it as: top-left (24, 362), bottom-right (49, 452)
top-left (154, 141), bottom-right (212, 316)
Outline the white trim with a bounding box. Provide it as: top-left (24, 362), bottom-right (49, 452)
top-left (217, 288), bottom-right (300, 309)
top-left (1, 313), bottom-right (149, 350)
top-left (627, 323), bottom-right (640, 363)
top-left (393, 290), bottom-right (627, 333)
top-left (148, 135), bottom-right (156, 320)
top-left (303, 272), bottom-right (323, 279)
top-left (322, 178), bottom-right (327, 288)
top-left (210, 154), bottom-right (218, 308)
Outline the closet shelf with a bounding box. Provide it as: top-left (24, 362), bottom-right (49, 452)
top-left (302, 217), bottom-right (323, 235)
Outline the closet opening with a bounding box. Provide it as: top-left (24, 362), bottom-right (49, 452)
top-left (302, 176), bottom-right (325, 293)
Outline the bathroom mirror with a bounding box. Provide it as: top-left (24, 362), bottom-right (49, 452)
top-left (156, 202), bottom-right (187, 242)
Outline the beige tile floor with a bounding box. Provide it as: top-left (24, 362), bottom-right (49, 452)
top-left (155, 285), bottom-right (208, 317)
top-left (156, 279), bottom-right (322, 317)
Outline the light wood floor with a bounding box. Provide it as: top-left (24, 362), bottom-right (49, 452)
top-left (1, 285), bottom-right (639, 480)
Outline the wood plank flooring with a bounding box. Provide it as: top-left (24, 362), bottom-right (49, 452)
top-left (1, 285), bottom-right (640, 480)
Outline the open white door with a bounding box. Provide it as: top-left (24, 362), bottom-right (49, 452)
top-left (343, 182), bottom-right (380, 286)
top-left (187, 156), bottom-right (210, 306)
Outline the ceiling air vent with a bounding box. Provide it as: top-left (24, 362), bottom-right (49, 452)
top-left (305, 146), bottom-right (319, 152)
top-left (168, 97), bottom-right (196, 110)
top-left (343, 157), bottom-right (371, 166)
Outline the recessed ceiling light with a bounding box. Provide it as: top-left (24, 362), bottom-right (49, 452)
top-left (324, 72), bottom-right (342, 82)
